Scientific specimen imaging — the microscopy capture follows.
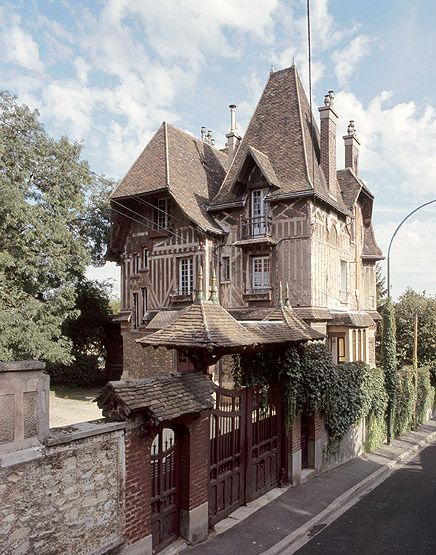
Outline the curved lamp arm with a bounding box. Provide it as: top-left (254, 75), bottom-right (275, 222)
top-left (387, 199), bottom-right (436, 297)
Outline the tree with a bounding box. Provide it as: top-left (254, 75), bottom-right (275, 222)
top-left (395, 288), bottom-right (436, 368)
top-left (375, 263), bottom-right (387, 366)
top-left (382, 297), bottom-right (398, 443)
top-left (0, 91), bottom-right (112, 363)
top-left (47, 279), bottom-right (118, 386)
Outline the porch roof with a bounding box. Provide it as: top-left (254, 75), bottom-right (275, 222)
top-left (329, 310), bottom-right (376, 328)
top-left (96, 373), bottom-right (216, 423)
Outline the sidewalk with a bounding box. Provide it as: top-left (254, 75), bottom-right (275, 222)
top-left (181, 418), bottom-right (436, 555)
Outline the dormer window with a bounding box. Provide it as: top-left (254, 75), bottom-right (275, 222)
top-left (251, 189), bottom-right (268, 236)
top-left (155, 197), bottom-right (171, 229)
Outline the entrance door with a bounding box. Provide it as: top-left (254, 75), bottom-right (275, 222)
top-left (209, 386), bottom-right (282, 525)
top-left (247, 388), bottom-right (281, 501)
top-left (209, 388), bottom-right (246, 525)
top-left (151, 428), bottom-right (179, 553)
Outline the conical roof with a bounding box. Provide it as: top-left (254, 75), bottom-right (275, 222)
top-left (137, 300), bottom-right (258, 352)
top-left (210, 65), bottom-right (348, 215)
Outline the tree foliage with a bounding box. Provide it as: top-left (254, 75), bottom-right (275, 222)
top-left (395, 288), bottom-right (436, 368)
top-left (0, 91), bottom-right (112, 363)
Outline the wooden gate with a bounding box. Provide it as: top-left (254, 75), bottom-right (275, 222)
top-left (209, 386), bottom-right (282, 525)
top-left (151, 428), bottom-right (179, 553)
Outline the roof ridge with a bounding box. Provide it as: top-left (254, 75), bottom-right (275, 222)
top-left (164, 121), bottom-right (170, 188)
top-left (165, 122), bottom-right (227, 159)
top-left (294, 65), bottom-right (313, 189)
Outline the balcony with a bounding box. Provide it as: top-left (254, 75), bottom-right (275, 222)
top-left (242, 288), bottom-right (272, 303)
top-left (240, 215), bottom-right (271, 239)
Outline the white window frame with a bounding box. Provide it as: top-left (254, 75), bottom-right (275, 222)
top-left (340, 259), bottom-right (348, 303)
top-left (222, 256), bottom-right (231, 282)
top-left (251, 189), bottom-right (268, 236)
top-left (142, 247), bottom-right (148, 270)
top-left (156, 197), bottom-right (171, 229)
top-left (251, 256), bottom-right (270, 290)
top-left (179, 257), bottom-right (194, 295)
top-left (132, 292), bottom-right (140, 329)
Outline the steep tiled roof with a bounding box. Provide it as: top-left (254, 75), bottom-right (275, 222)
top-left (210, 65), bottom-right (350, 216)
top-left (146, 310), bottom-right (180, 331)
top-left (111, 123), bottom-right (227, 233)
top-left (96, 373), bottom-right (216, 423)
top-left (137, 300), bottom-right (257, 351)
top-left (337, 168), bottom-right (374, 212)
top-left (362, 224), bottom-right (384, 260)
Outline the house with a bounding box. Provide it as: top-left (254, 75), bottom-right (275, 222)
top-left (108, 63), bottom-right (383, 380)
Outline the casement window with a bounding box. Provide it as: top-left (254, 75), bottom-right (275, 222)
top-left (252, 256), bottom-right (270, 289)
top-left (142, 247), bottom-right (148, 270)
top-left (222, 256), bottom-right (231, 282)
top-left (251, 189), bottom-right (268, 236)
top-left (132, 292), bottom-right (140, 329)
top-left (340, 260), bottom-right (348, 302)
top-left (132, 253), bottom-right (140, 275)
top-left (179, 257), bottom-right (194, 295)
top-left (141, 287), bottom-right (147, 321)
top-left (156, 197), bottom-right (171, 229)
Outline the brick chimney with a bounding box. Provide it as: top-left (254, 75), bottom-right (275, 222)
top-left (318, 91), bottom-right (338, 194)
top-left (343, 120), bottom-right (360, 174)
top-left (226, 104), bottom-right (241, 169)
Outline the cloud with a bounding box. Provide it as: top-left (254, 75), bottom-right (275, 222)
top-left (375, 217), bottom-right (436, 298)
top-left (335, 90), bottom-right (436, 197)
top-left (332, 35), bottom-right (374, 87)
top-left (0, 23), bottom-right (44, 72)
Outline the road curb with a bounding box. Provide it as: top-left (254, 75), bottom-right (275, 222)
top-left (263, 425), bottom-right (436, 555)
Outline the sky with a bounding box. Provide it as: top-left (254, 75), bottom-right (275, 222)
top-left (1, 0), bottom-right (436, 300)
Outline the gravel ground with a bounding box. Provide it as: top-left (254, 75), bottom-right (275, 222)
top-left (49, 385), bottom-right (103, 428)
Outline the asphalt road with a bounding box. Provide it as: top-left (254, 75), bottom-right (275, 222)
top-left (296, 441), bottom-right (436, 555)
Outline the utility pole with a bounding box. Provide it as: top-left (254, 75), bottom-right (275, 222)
top-left (413, 313), bottom-right (418, 429)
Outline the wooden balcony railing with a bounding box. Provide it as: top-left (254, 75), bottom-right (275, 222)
top-left (239, 216), bottom-right (272, 240)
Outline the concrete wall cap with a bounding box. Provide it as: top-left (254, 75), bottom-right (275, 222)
top-left (0, 360), bottom-right (46, 372)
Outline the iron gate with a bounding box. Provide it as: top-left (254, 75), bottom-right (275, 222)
top-left (209, 386), bottom-right (282, 525)
top-left (151, 428), bottom-right (179, 553)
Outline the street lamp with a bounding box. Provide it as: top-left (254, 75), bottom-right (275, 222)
top-left (387, 199), bottom-right (436, 298)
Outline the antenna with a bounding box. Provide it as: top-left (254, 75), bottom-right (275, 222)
top-left (307, 0), bottom-right (315, 184)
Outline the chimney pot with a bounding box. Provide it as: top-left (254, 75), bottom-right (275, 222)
top-left (226, 104), bottom-right (241, 169)
top-left (343, 120), bottom-right (360, 174)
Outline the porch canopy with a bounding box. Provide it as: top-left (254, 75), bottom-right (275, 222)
top-left (137, 278), bottom-right (324, 368)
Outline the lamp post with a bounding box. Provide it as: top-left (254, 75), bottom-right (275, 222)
top-left (387, 199), bottom-right (436, 298)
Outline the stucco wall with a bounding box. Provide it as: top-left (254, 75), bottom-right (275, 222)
top-left (320, 417), bottom-right (365, 472)
top-left (0, 422), bottom-right (125, 555)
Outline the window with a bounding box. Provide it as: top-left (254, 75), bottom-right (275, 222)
top-left (340, 260), bottom-right (348, 302)
top-left (252, 256), bottom-right (270, 289)
top-left (141, 287), bottom-right (147, 321)
top-left (156, 197), bottom-right (171, 229)
top-left (132, 292), bottom-right (140, 329)
top-left (251, 189), bottom-right (268, 236)
top-left (179, 257), bottom-right (194, 295)
top-left (132, 253), bottom-right (140, 275)
top-left (222, 256), bottom-right (230, 282)
top-left (338, 336), bottom-right (346, 363)
top-left (142, 247), bottom-right (148, 270)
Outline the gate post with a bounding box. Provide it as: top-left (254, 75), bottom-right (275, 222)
top-left (123, 419), bottom-right (153, 555)
top-left (180, 410), bottom-right (210, 545)
top-left (288, 413), bottom-right (302, 485)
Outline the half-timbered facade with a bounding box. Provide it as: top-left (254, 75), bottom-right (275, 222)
top-left (108, 63), bottom-right (383, 379)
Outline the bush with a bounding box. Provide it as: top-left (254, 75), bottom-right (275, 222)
top-left (416, 367), bottom-right (434, 425)
top-left (394, 366), bottom-right (416, 436)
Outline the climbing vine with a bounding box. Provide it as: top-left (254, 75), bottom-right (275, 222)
top-left (232, 346), bottom-right (387, 447)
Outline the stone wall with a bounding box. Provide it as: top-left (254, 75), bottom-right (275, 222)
top-left (0, 421), bottom-right (125, 555)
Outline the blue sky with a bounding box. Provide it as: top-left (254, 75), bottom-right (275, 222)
top-left (1, 0), bottom-right (436, 299)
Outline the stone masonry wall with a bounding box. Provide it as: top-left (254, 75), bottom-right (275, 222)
top-left (0, 424), bottom-right (124, 555)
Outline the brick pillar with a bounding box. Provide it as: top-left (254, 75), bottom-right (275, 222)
top-left (180, 411), bottom-right (210, 544)
top-left (124, 423), bottom-right (153, 554)
top-left (343, 124), bottom-right (360, 174)
top-left (318, 95), bottom-right (338, 195)
top-left (288, 414), bottom-right (302, 485)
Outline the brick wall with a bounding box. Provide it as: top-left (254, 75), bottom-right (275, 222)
top-left (187, 412), bottom-right (210, 509)
top-left (124, 423), bottom-right (153, 544)
top-left (121, 329), bottom-right (174, 379)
